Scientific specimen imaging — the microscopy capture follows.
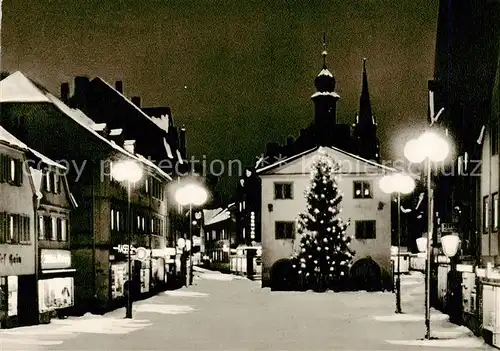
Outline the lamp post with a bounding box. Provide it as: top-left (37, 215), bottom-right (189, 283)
top-left (111, 160), bottom-right (143, 319)
top-left (380, 173), bottom-right (415, 313)
top-left (404, 131), bottom-right (450, 339)
top-left (175, 183), bottom-right (208, 285)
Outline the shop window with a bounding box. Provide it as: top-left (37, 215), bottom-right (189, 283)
top-left (354, 181), bottom-right (372, 199)
top-left (274, 183), bottom-right (293, 199)
top-left (355, 220), bottom-right (376, 239)
top-left (275, 221), bottom-right (294, 239)
top-left (484, 196), bottom-right (490, 233)
top-left (38, 277), bottom-right (74, 312)
top-left (7, 276), bottom-right (18, 317)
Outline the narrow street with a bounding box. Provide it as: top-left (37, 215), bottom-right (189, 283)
top-left (0, 271), bottom-right (493, 350)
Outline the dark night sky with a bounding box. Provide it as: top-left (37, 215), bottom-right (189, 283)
top-left (2, 1), bottom-right (439, 199)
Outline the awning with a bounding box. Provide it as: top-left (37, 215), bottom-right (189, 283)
top-left (42, 268), bottom-right (76, 274)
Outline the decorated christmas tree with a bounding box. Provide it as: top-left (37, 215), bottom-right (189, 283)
top-left (291, 153), bottom-right (355, 291)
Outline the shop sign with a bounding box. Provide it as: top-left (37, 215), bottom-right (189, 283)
top-left (112, 245), bottom-right (149, 262)
top-left (41, 250), bottom-right (71, 270)
top-left (0, 246), bottom-right (35, 276)
top-left (193, 236), bottom-right (201, 246)
top-left (441, 223), bottom-right (458, 233)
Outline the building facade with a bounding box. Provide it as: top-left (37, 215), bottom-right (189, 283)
top-left (257, 146), bottom-right (395, 290)
top-left (0, 126), bottom-right (38, 328)
top-left (0, 72), bottom-right (172, 314)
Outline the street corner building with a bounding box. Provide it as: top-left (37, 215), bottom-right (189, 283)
top-left (0, 125), bottom-right (77, 327)
top-left (257, 145), bottom-right (397, 291)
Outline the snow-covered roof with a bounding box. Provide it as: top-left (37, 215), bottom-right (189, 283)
top-left (176, 149), bottom-right (184, 164)
top-left (0, 71), bottom-right (51, 103)
top-left (0, 72), bottom-right (171, 180)
top-left (256, 145), bottom-right (415, 177)
top-left (163, 138), bottom-right (174, 159)
top-left (0, 125), bottom-right (28, 149)
top-left (94, 78), bottom-right (169, 133)
top-left (203, 208), bottom-right (224, 224)
top-left (204, 207), bottom-right (231, 226)
top-left (318, 68), bottom-right (333, 77)
top-left (109, 128), bottom-right (122, 136)
top-left (151, 115), bottom-right (170, 133)
top-left (311, 91), bottom-right (340, 98)
top-left (0, 125), bottom-right (66, 169)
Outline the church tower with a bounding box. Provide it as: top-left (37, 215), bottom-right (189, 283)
top-left (353, 58), bottom-right (380, 162)
top-left (311, 34), bottom-right (340, 145)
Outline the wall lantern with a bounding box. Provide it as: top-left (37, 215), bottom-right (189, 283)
top-left (441, 233), bottom-right (460, 258)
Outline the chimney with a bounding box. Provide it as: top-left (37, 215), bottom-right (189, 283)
top-left (60, 83), bottom-right (70, 103)
top-left (124, 140), bottom-right (136, 154)
top-left (179, 126), bottom-right (186, 159)
top-left (115, 81), bottom-right (123, 94)
top-left (73, 76), bottom-right (90, 109)
top-left (131, 96), bottom-right (141, 108)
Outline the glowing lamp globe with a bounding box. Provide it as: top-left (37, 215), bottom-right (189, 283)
top-left (404, 139), bottom-right (426, 163)
top-left (379, 175), bottom-right (395, 194)
top-left (419, 131), bottom-right (449, 162)
top-left (441, 234), bottom-right (460, 257)
top-left (416, 237), bottom-right (427, 253)
top-left (394, 173), bottom-right (415, 194)
top-left (111, 160), bottom-right (143, 182)
top-left (176, 184), bottom-right (208, 206)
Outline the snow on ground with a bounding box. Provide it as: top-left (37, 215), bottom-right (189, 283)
top-left (164, 290), bottom-right (210, 298)
top-left (374, 312), bottom-right (449, 322)
top-left (50, 315), bottom-right (152, 334)
top-left (387, 337), bottom-right (486, 348)
top-left (135, 303), bottom-right (196, 315)
top-left (198, 273), bottom-right (234, 281)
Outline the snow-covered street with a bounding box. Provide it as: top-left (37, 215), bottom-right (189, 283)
top-left (0, 270), bottom-right (494, 350)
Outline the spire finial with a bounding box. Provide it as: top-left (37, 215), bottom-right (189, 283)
top-left (322, 32), bottom-right (327, 67)
top-left (363, 57), bottom-right (367, 71)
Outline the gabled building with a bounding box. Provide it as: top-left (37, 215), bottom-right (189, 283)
top-left (0, 71), bottom-right (172, 314)
top-left (257, 145), bottom-right (399, 290)
top-left (65, 77), bottom-right (186, 177)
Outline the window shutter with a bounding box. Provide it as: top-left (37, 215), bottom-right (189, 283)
top-left (0, 213), bottom-right (5, 243)
top-left (17, 159), bottom-right (23, 186)
top-left (56, 174), bottom-right (61, 193)
top-left (0, 155), bottom-right (5, 183)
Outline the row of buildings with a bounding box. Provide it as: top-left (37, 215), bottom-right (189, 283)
top-left (207, 1), bottom-right (500, 347)
top-left (0, 72), bottom-right (201, 328)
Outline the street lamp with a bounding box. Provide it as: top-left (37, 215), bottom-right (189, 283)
top-left (404, 130), bottom-right (450, 339)
top-left (175, 183), bottom-right (208, 285)
top-left (379, 173), bottom-right (415, 314)
top-left (111, 160), bottom-right (143, 319)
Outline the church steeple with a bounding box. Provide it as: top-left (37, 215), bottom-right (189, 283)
top-left (358, 58), bottom-right (375, 126)
top-left (312, 33), bottom-right (340, 140)
top-left (353, 58), bottom-right (379, 161)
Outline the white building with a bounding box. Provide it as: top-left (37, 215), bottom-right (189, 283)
top-left (257, 145), bottom-right (402, 290)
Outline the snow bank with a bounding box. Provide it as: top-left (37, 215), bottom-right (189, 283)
top-left (387, 337), bottom-right (486, 348)
top-left (50, 316), bottom-right (152, 334)
top-left (374, 313), bottom-right (449, 322)
top-left (199, 273), bottom-right (234, 281)
top-left (136, 303), bottom-right (196, 315)
top-left (164, 291), bottom-right (209, 298)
